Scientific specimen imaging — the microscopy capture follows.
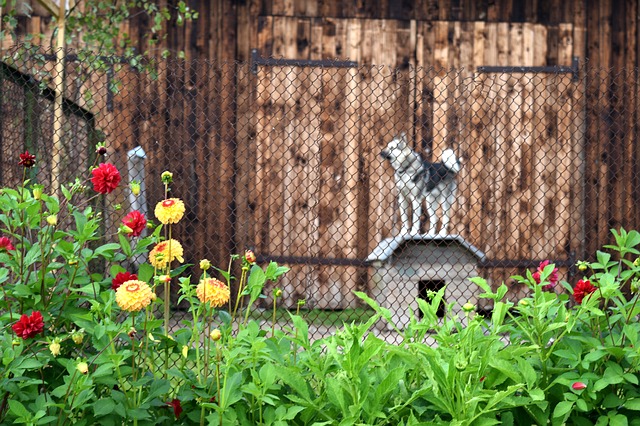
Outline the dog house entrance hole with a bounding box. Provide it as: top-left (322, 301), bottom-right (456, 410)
top-left (417, 280), bottom-right (446, 318)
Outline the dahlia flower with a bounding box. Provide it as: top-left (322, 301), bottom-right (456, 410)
top-left (91, 163), bottom-right (121, 194)
top-left (154, 198), bottom-right (185, 225)
top-left (122, 210), bottom-right (147, 237)
top-left (196, 277), bottom-right (230, 307)
top-left (0, 236), bottom-right (15, 252)
top-left (532, 260), bottom-right (559, 291)
top-left (115, 280), bottom-right (155, 312)
top-left (149, 239), bottom-right (184, 269)
top-left (18, 150), bottom-right (36, 168)
top-left (12, 311), bottom-right (44, 339)
top-left (112, 271), bottom-right (138, 291)
top-left (573, 279), bottom-right (597, 304)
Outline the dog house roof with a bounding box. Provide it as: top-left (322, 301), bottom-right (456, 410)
top-left (365, 234), bottom-right (486, 263)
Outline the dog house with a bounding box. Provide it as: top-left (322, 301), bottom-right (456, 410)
top-left (366, 235), bottom-right (486, 330)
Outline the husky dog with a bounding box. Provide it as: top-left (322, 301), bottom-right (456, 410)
top-left (380, 134), bottom-right (461, 236)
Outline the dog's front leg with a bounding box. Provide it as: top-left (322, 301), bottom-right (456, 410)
top-left (425, 195), bottom-right (437, 236)
top-left (410, 196), bottom-right (422, 235)
top-left (399, 196), bottom-right (411, 235)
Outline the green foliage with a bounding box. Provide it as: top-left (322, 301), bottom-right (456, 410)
top-left (4, 151), bottom-right (640, 424)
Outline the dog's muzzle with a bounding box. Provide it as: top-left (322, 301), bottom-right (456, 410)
top-left (380, 150), bottom-right (391, 161)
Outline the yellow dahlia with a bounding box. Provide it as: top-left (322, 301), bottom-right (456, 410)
top-left (196, 278), bottom-right (230, 308)
top-left (149, 239), bottom-right (184, 269)
top-left (154, 198), bottom-right (185, 225)
top-left (116, 280), bottom-right (155, 312)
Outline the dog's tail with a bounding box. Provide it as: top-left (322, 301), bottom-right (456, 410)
top-left (441, 149), bottom-right (461, 173)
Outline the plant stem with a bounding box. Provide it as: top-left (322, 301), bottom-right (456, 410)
top-left (272, 296), bottom-right (277, 337)
top-left (232, 267), bottom-right (248, 321)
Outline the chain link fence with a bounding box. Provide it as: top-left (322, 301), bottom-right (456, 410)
top-left (0, 45), bottom-right (624, 343)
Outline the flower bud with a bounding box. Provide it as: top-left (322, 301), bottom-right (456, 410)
top-left (32, 185), bottom-right (44, 200)
top-left (148, 333), bottom-right (160, 343)
top-left (46, 214), bottom-right (58, 226)
top-left (200, 259), bottom-right (211, 271)
top-left (274, 288), bottom-right (282, 298)
top-left (632, 279), bottom-right (640, 294)
top-left (572, 382), bottom-right (587, 391)
top-left (77, 361), bottom-right (89, 374)
top-left (120, 225), bottom-right (134, 235)
top-left (182, 345), bottom-right (189, 359)
top-left (130, 180), bottom-right (141, 196)
top-left (67, 258), bottom-right (78, 266)
top-left (128, 327), bottom-right (137, 339)
top-left (462, 302), bottom-right (475, 313)
top-left (114, 204), bottom-right (122, 211)
top-left (577, 260), bottom-right (589, 271)
top-left (71, 330), bottom-right (84, 345)
top-left (161, 171), bottom-right (173, 184)
top-left (95, 142), bottom-right (107, 156)
top-left (49, 340), bottom-right (61, 357)
top-left (210, 329), bottom-right (221, 341)
top-left (244, 250), bottom-right (256, 264)
top-left (518, 299), bottom-right (530, 307)
top-left (156, 275), bottom-right (171, 284)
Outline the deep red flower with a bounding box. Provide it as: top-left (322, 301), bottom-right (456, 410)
top-left (112, 271), bottom-right (138, 291)
top-left (0, 237), bottom-right (15, 252)
top-left (91, 163), bottom-right (121, 194)
top-left (12, 311), bottom-right (44, 339)
top-left (572, 382), bottom-right (587, 390)
top-left (166, 398), bottom-right (182, 419)
top-left (532, 260), bottom-right (559, 291)
top-left (122, 210), bottom-right (147, 238)
top-left (18, 151), bottom-right (36, 168)
top-left (573, 279), bottom-right (597, 304)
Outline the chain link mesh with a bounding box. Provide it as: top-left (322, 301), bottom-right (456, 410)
top-left (0, 45), bottom-right (620, 343)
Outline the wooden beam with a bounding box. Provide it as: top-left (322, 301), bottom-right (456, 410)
top-left (35, 0), bottom-right (61, 18)
top-left (51, 0), bottom-right (66, 196)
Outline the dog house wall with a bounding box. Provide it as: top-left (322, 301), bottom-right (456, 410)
top-left (368, 236), bottom-right (486, 329)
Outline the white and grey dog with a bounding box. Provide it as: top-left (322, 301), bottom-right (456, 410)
top-left (380, 134), bottom-right (461, 236)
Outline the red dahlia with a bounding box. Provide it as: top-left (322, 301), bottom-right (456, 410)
top-left (112, 271), bottom-right (138, 291)
top-left (18, 150), bottom-right (36, 168)
top-left (122, 210), bottom-right (147, 238)
top-left (166, 398), bottom-right (182, 419)
top-left (532, 260), bottom-right (559, 291)
top-left (12, 311), bottom-right (44, 339)
top-left (91, 163), bottom-right (121, 194)
top-left (573, 279), bottom-right (597, 304)
top-left (0, 237), bottom-right (15, 252)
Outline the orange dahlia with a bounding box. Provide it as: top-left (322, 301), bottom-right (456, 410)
top-left (196, 278), bottom-right (230, 307)
top-left (154, 198), bottom-right (185, 225)
top-left (115, 280), bottom-right (155, 312)
top-left (149, 239), bottom-right (184, 269)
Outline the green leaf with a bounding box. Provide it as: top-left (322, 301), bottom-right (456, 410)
top-left (143, 379), bottom-right (171, 403)
top-left (553, 401), bottom-right (574, 419)
top-left (118, 237), bottom-right (132, 264)
top-left (137, 262), bottom-right (154, 283)
top-left (93, 398), bottom-right (116, 417)
top-left (219, 372), bottom-right (243, 409)
top-left (94, 243), bottom-right (121, 258)
top-left (8, 399), bottom-right (30, 419)
top-left (170, 263), bottom-right (193, 278)
top-left (528, 388), bottom-right (545, 401)
top-left (624, 399), bottom-right (640, 411)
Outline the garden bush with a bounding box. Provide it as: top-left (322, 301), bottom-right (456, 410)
top-left (1, 149), bottom-right (640, 425)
